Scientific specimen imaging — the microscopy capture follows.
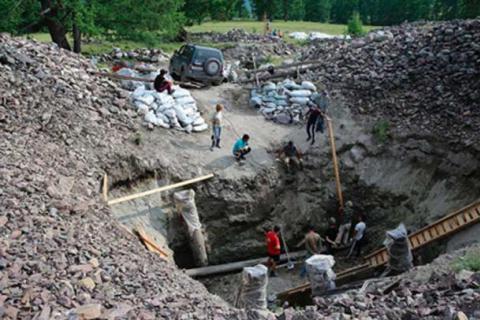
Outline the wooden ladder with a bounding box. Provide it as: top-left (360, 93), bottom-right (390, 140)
top-left (365, 199), bottom-right (480, 267)
top-left (277, 199), bottom-right (480, 301)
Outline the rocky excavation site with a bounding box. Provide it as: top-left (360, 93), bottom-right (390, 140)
top-left (1, 19), bottom-right (480, 320)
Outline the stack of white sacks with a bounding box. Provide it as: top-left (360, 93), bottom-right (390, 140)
top-left (249, 79), bottom-right (317, 125)
top-left (130, 85), bottom-right (208, 133)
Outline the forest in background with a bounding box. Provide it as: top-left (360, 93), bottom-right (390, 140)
top-left (1, 0), bottom-right (479, 53)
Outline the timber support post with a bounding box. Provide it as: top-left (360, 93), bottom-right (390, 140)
top-left (326, 117), bottom-right (344, 208)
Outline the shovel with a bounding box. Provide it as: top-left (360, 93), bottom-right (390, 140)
top-left (280, 226), bottom-right (295, 270)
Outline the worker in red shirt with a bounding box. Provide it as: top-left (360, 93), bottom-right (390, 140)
top-left (265, 226), bottom-right (281, 277)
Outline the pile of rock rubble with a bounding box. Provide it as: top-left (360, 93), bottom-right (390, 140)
top-left (98, 47), bottom-right (170, 64)
top-left (0, 34), bottom-right (245, 319)
top-left (299, 19), bottom-right (480, 143)
top-left (192, 28), bottom-right (281, 43)
top-left (250, 80), bottom-right (320, 124)
top-left (283, 246), bottom-right (480, 319)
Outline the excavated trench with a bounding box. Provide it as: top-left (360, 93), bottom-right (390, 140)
top-left (104, 100), bottom-right (480, 307)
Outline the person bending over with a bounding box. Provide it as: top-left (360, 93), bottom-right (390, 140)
top-left (232, 134), bottom-right (251, 161)
top-left (278, 141), bottom-right (303, 173)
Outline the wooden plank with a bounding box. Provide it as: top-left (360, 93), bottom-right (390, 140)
top-left (134, 226), bottom-right (169, 260)
top-left (102, 173), bottom-right (108, 202)
top-left (107, 174), bottom-right (214, 205)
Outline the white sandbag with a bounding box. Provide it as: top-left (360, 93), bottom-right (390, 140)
top-left (135, 102), bottom-right (149, 115)
top-left (173, 104), bottom-right (193, 126)
top-left (132, 85), bottom-right (146, 98)
top-left (250, 97), bottom-right (263, 108)
top-left (157, 102), bottom-right (174, 113)
top-left (276, 100), bottom-right (288, 106)
top-left (301, 81), bottom-right (316, 91)
top-left (262, 96), bottom-right (276, 103)
top-left (263, 82), bottom-right (276, 91)
top-left (184, 124), bottom-right (193, 133)
top-left (164, 108), bottom-right (177, 119)
top-left (150, 102), bottom-right (159, 111)
top-left (287, 90), bottom-right (312, 98)
top-left (172, 88), bottom-right (190, 99)
top-left (265, 102), bottom-right (277, 109)
top-left (183, 106), bottom-right (197, 117)
top-left (260, 106), bottom-right (276, 114)
top-left (144, 111), bottom-right (158, 124)
top-left (154, 92), bottom-right (175, 105)
top-left (289, 97), bottom-right (310, 105)
top-left (135, 94), bottom-right (155, 106)
top-left (236, 264), bottom-right (268, 310)
top-left (283, 80), bottom-right (302, 90)
top-left (193, 123), bottom-right (208, 132)
top-left (384, 223), bottom-right (413, 272)
top-left (175, 96), bottom-right (196, 105)
top-left (274, 112), bottom-right (292, 125)
top-left (155, 112), bottom-right (170, 124)
top-left (192, 116), bottom-right (205, 126)
top-left (306, 255), bottom-right (336, 297)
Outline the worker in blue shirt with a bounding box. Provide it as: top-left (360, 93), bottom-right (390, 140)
top-left (232, 134), bottom-right (251, 161)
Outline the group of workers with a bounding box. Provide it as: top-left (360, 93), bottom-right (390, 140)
top-left (263, 203), bottom-right (367, 278)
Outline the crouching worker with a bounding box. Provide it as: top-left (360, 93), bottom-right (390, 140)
top-left (154, 69), bottom-right (174, 95)
top-left (278, 141), bottom-right (303, 173)
top-left (233, 134), bottom-right (251, 161)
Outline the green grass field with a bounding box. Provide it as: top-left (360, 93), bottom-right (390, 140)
top-left (25, 20), bottom-right (377, 56)
top-left (187, 20), bottom-right (376, 35)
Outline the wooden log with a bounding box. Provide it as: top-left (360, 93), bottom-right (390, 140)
top-left (326, 117), bottom-right (344, 208)
top-left (102, 173), bottom-right (109, 202)
top-left (94, 71), bottom-right (154, 83)
top-left (186, 250), bottom-right (306, 278)
top-left (107, 174), bottom-right (214, 205)
top-left (238, 63), bottom-right (325, 84)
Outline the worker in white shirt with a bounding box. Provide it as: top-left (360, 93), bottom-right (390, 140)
top-left (210, 104), bottom-right (223, 151)
top-left (348, 214), bottom-right (366, 258)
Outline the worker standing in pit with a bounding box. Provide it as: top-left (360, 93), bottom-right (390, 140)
top-left (277, 141), bottom-right (303, 173)
top-left (296, 225), bottom-right (323, 278)
top-left (324, 217), bottom-right (338, 254)
top-left (348, 214), bottom-right (367, 258)
top-left (336, 201), bottom-right (354, 246)
top-left (265, 226), bottom-right (281, 277)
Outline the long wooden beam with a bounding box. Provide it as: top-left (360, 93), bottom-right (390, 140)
top-left (326, 117), bottom-right (344, 208)
top-left (107, 174), bottom-right (215, 205)
top-left (246, 59), bottom-right (323, 76)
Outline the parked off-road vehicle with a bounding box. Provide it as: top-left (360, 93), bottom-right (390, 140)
top-left (169, 44), bottom-right (224, 85)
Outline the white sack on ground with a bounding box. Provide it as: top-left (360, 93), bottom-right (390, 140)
top-left (306, 254), bottom-right (336, 297)
top-left (384, 223), bottom-right (413, 272)
top-left (236, 264), bottom-right (268, 310)
top-left (124, 70), bottom-right (207, 133)
top-left (173, 189), bottom-right (208, 267)
top-left (251, 79), bottom-right (320, 125)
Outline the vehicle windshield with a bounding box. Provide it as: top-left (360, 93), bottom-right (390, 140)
top-left (194, 48), bottom-right (222, 61)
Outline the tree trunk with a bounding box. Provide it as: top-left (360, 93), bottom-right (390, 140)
top-left (283, 0), bottom-right (289, 21)
top-left (39, 0), bottom-right (71, 51)
top-left (72, 15), bottom-right (81, 53)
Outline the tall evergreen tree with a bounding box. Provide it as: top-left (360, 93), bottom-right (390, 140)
top-left (305, 0), bottom-right (332, 22)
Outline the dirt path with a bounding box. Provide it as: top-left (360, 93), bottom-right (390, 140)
top-left (139, 83), bottom-right (325, 180)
